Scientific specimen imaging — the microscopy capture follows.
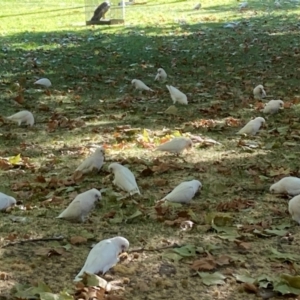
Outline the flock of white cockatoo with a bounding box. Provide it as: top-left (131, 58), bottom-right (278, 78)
top-left (0, 72), bottom-right (298, 282)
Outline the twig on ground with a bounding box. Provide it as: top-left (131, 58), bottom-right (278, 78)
top-left (1, 236), bottom-right (65, 248)
top-left (129, 243), bottom-right (181, 253)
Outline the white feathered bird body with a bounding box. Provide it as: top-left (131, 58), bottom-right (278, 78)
top-left (76, 148), bottom-right (104, 174)
top-left (57, 188), bottom-right (101, 222)
top-left (163, 180), bottom-right (202, 203)
top-left (7, 110), bottom-right (34, 126)
top-left (270, 177), bottom-right (300, 196)
top-left (108, 163), bottom-right (140, 195)
top-left (131, 79), bottom-right (153, 92)
top-left (289, 195), bottom-right (300, 224)
top-left (0, 192), bottom-right (16, 211)
top-left (74, 236), bottom-right (129, 281)
top-left (237, 117), bottom-right (265, 135)
top-left (156, 137), bottom-right (193, 154)
top-left (263, 100), bottom-right (284, 114)
top-left (253, 84), bottom-right (266, 99)
top-left (34, 78), bottom-right (52, 87)
top-left (155, 68), bottom-right (167, 82)
top-left (166, 85), bottom-right (188, 105)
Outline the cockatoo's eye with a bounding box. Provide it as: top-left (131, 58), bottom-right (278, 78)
top-left (121, 244), bottom-right (127, 252)
top-left (270, 188), bottom-right (274, 193)
top-left (95, 194), bottom-right (101, 200)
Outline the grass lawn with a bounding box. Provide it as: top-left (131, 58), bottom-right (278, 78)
top-left (2, 0), bottom-right (300, 299)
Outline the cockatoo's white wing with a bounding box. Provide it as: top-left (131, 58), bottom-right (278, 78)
top-left (166, 85), bottom-right (188, 105)
top-left (57, 199), bottom-right (82, 221)
top-left (0, 193), bottom-right (16, 211)
top-left (34, 78), bottom-right (52, 87)
top-left (163, 180), bottom-right (201, 203)
top-left (154, 73), bottom-right (160, 81)
top-left (114, 167), bottom-right (140, 195)
top-left (289, 195), bottom-right (300, 224)
top-left (132, 79), bottom-right (153, 91)
top-left (74, 240), bottom-right (119, 281)
top-left (237, 117), bottom-right (264, 135)
top-left (57, 189), bottom-right (101, 222)
top-left (75, 149), bottom-right (104, 174)
top-left (156, 138), bottom-right (192, 154)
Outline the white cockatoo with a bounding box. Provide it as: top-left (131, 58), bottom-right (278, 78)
top-left (6, 110), bottom-right (34, 126)
top-left (162, 180), bottom-right (202, 203)
top-left (74, 236), bottom-right (129, 281)
top-left (56, 188), bottom-right (101, 222)
top-left (270, 177), bottom-right (300, 196)
top-left (239, 2), bottom-right (248, 10)
top-left (263, 100), bottom-right (284, 114)
top-left (289, 195), bottom-right (300, 224)
top-left (108, 163), bottom-right (141, 195)
top-left (193, 3), bottom-right (201, 10)
top-left (156, 137), bottom-right (193, 155)
top-left (253, 84), bottom-right (266, 99)
top-left (166, 85), bottom-right (188, 105)
top-left (274, 0), bottom-right (281, 8)
top-left (75, 148), bottom-right (105, 174)
top-left (34, 78), bottom-right (52, 87)
top-left (131, 79), bottom-right (154, 92)
top-left (0, 192), bottom-right (16, 211)
top-left (237, 117), bottom-right (265, 135)
top-left (154, 68), bottom-right (167, 82)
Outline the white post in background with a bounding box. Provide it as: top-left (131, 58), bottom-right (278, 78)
top-left (121, 0), bottom-right (125, 22)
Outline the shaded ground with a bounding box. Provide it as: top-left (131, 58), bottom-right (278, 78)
top-left (1, 0), bottom-right (300, 299)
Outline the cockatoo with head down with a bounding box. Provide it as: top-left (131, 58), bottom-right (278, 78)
top-left (270, 177), bottom-right (300, 196)
top-left (166, 85), bottom-right (188, 105)
top-left (237, 117), bottom-right (265, 135)
top-left (253, 84), bottom-right (266, 99)
top-left (6, 110), bottom-right (34, 126)
top-left (156, 137), bottom-right (193, 155)
top-left (75, 147), bottom-right (105, 174)
top-left (0, 192), bottom-right (16, 211)
top-left (34, 78), bottom-right (52, 88)
top-left (131, 79), bottom-right (154, 92)
top-left (289, 195), bottom-right (300, 224)
top-left (56, 188), bottom-right (101, 222)
top-left (263, 100), bottom-right (284, 114)
top-left (74, 236), bottom-right (129, 281)
top-left (193, 3), bottom-right (201, 10)
top-left (108, 163), bottom-right (141, 196)
top-left (155, 68), bottom-right (167, 82)
top-left (162, 180), bottom-right (202, 203)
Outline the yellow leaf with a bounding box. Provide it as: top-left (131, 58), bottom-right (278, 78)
top-left (143, 129), bottom-right (149, 142)
top-left (8, 154), bottom-right (21, 165)
top-left (172, 131), bottom-right (182, 137)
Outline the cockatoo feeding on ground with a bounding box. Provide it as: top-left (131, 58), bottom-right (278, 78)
top-left (289, 195), bottom-right (300, 224)
top-left (270, 177), bottom-right (300, 196)
top-left (131, 79), bottom-right (154, 92)
top-left (193, 3), bottom-right (201, 10)
top-left (74, 236), bottom-right (129, 281)
top-left (253, 84), bottom-right (266, 99)
top-left (239, 2), bottom-right (248, 10)
top-left (237, 117), bottom-right (265, 135)
top-left (156, 137), bottom-right (193, 155)
top-left (0, 192), bottom-right (16, 211)
top-left (6, 110), bottom-right (34, 126)
top-left (108, 163), bottom-right (141, 196)
top-left (154, 68), bottom-right (167, 82)
top-left (263, 100), bottom-right (284, 114)
top-left (56, 188), bottom-right (101, 222)
top-left (162, 180), bottom-right (202, 203)
top-left (166, 85), bottom-right (188, 105)
top-left (75, 148), bottom-right (105, 174)
top-left (34, 78), bottom-right (52, 87)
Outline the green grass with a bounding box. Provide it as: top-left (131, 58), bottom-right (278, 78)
top-left (2, 0), bottom-right (300, 299)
